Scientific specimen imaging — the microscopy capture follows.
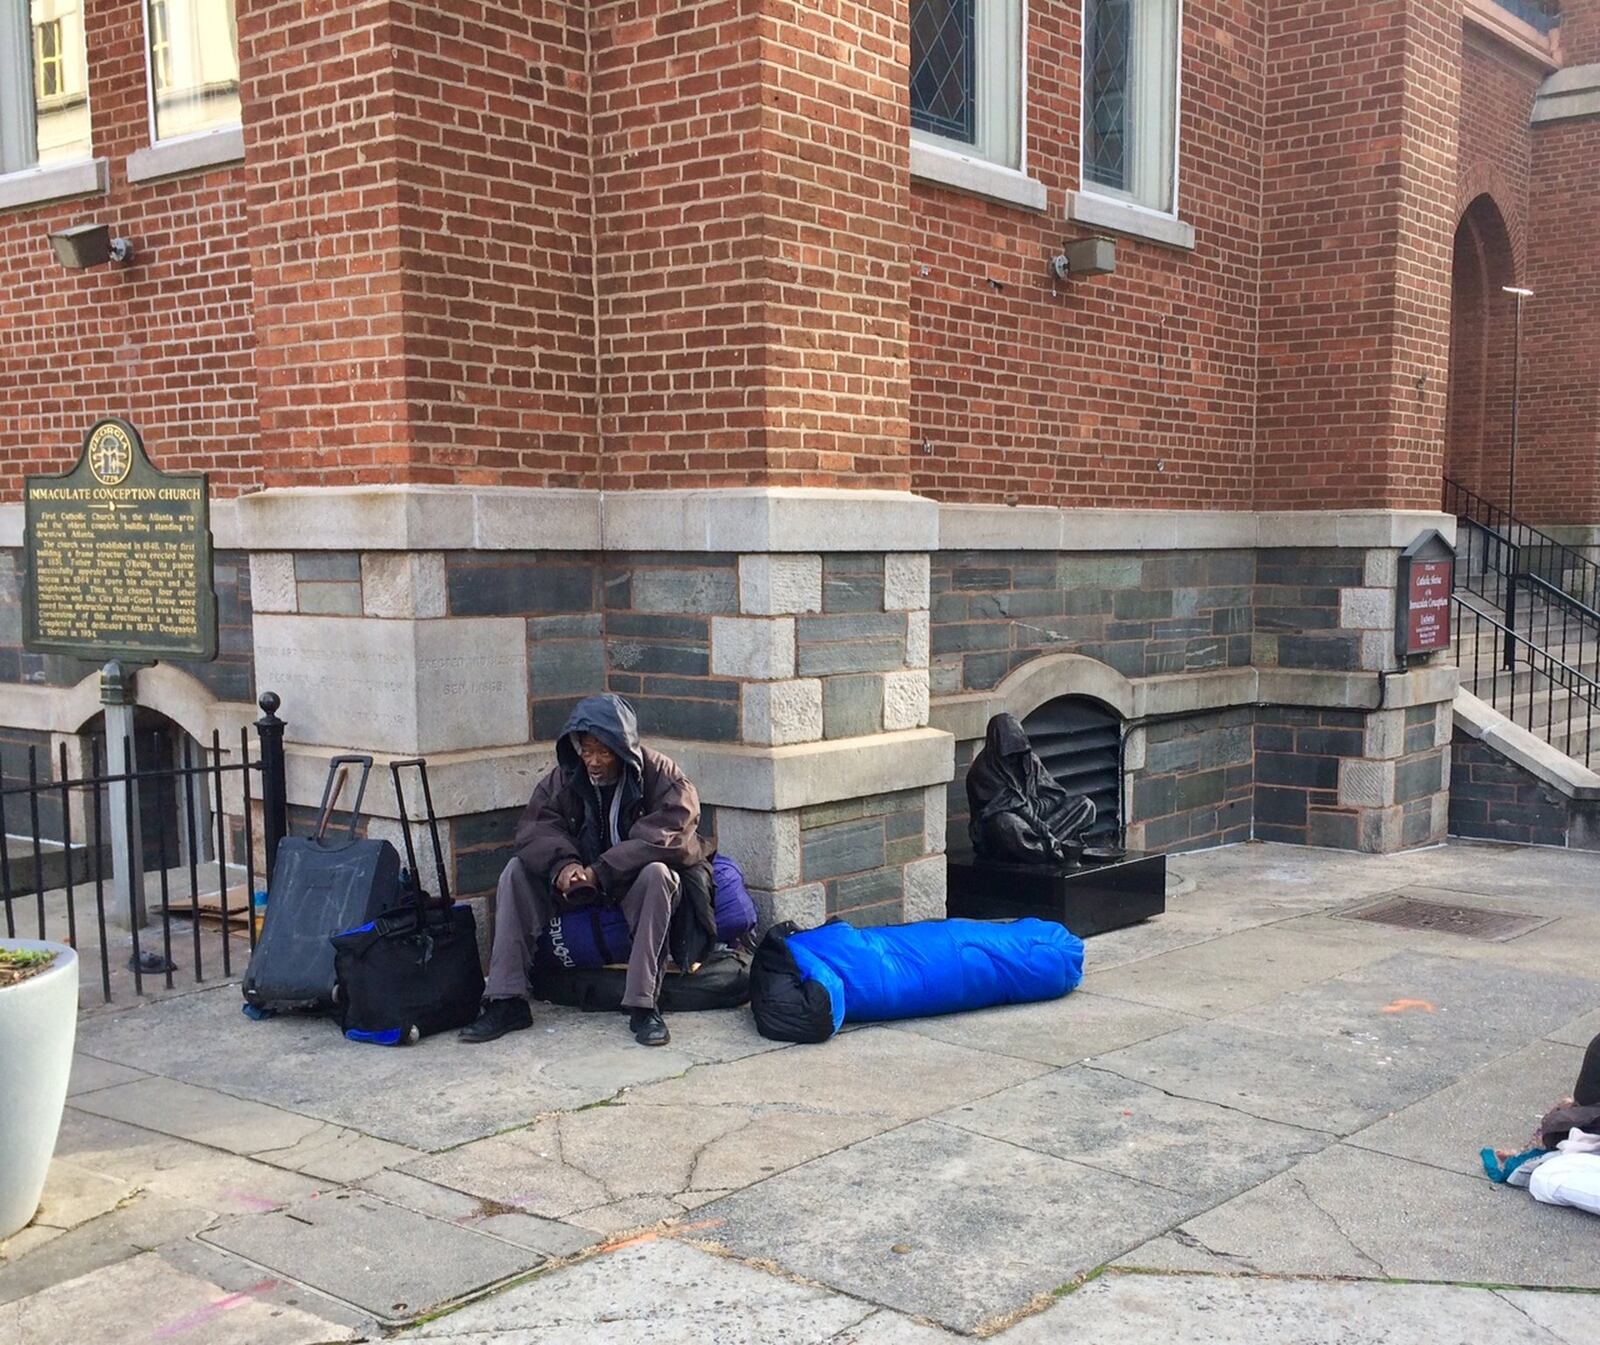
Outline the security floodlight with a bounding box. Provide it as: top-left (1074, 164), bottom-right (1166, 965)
top-left (48, 223), bottom-right (134, 269)
top-left (1050, 236), bottom-right (1117, 281)
top-left (1502, 286), bottom-right (1534, 297)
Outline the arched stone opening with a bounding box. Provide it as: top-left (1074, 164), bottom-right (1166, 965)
top-left (1445, 194), bottom-right (1519, 509)
top-left (946, 652), bottom-right (1133, 847)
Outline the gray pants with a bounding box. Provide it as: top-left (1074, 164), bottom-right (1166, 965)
top-left (486, 857), bottom-right (681, 1009)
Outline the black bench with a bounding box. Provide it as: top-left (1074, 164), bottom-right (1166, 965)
top-left (945, 844), bottom-right (1166, 937)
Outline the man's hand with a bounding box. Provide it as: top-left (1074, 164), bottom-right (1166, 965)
top-left (555, 863), bottom-right (598, 897)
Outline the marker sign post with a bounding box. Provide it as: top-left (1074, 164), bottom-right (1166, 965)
top-left (22, 419), bottom-right (217, 931)
top-left (1395, 530), bottom-right (1455, 662)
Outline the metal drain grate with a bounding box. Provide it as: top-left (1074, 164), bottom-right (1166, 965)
top-left (1339, 894), bottom-right (1548, 942)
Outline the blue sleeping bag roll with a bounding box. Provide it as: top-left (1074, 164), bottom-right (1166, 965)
top-left (750, 917), bottom-right (1084, 1043)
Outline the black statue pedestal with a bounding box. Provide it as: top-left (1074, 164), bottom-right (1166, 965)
top-left (945, 843), bottom-right (1166, 937)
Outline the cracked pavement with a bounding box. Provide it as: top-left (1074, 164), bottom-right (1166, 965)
top-left (3, 841), bottom-right (1600, 1342)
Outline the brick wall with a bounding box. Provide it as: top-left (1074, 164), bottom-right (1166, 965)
top-left (591, 0), bottom-right (910, 491)
top-left (0, 1), bottom-right (255, 502)
top-left (1519, 87), bottom-right (1600, 528)
top-left (910, 0), bottom-right (1262, 509)
top-left (1255, 0), bottom-right (1460, 511)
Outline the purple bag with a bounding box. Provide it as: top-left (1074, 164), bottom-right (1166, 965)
top-left (712, 854), bottom-right (758, 948)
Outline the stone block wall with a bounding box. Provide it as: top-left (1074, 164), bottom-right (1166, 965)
top-left (930, 550), bottom-right (1255, 694)
top-left (1254, 703), bottom-right (1451, 852)
top-left (1448, 730), bottom-right (1588, 847)
top-left (1124, 710), bottom-right (1255, 853)
top-left (713, 785), bottom-right (946, 933)
top-left (252, 547), bottom-right (930, 751)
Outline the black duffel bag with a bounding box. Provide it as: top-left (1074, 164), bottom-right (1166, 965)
top-left (531, 946), bottom-right (751, 1014)
top-left (332, 897), bottom-right (483, 1045)
top-left (330, 759), bottom-right (484, 1045)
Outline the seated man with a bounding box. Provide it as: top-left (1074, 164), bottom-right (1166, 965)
top-left (460, 693), bottom-right (705, 1048)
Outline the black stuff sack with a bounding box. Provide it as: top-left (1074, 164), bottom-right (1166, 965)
top-left (531, 946), bottom-right (751, 1014)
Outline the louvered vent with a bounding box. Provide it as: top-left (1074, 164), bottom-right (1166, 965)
top-left (1019, 695), bottom-right (1123, 842)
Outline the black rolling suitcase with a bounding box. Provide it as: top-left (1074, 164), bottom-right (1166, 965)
top-left (331, 759), bottom-right (484, 1045)
top-left (242, 756), bottom-right (401, 1012)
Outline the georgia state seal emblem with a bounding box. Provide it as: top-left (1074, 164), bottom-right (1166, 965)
top-left (87, 423), bottom-right (133, 487)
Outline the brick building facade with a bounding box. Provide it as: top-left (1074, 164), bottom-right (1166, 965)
top-left (0, 0), bottom-right (1595, 927)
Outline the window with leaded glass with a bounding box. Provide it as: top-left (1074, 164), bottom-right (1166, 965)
top-left (909, 0), bottom-right (1023, 171)
top-left (1081, 0), bottom-right (1180, 215)
top-left (1, 0), bottom-right (91, 175)
top-left (912, 0), bottom-right (976, 143)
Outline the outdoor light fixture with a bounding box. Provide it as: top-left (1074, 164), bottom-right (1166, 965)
top-left (1050, 237), bottom-right (1117, 281)
top-left (47, 223), bottom-right (134, 269)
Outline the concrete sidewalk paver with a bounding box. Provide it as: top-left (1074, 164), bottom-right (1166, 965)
top-left (1119, 1142), bottom-right (1600, 1287)
top-left (201, 1191), bottom-right (544, 1324)
top-left (0, 1252), bottom-right (357, 1345)
top-left (73, 991), bottom-right (780, 1150)
top-left (4, 841), bottom-right (1598, 1341)
top-left (882, 987), bottom-right (1196, 1067)
top-left (939, 1064), bottom-right (1332, 1200)
top-left (1085, 921), bottom-right (1389, 1018)
top-left (1095, 953), bottom-right (1600, 1135)
top-left (1004, 1271), bottom-right (1582, 1344)
top-left (399, 1238), bottom-right (874, 1343)
top-left (1346, 1038), bottom-right (1582, 1177)
top-left (65, 1054), bottom-right (148, 1098)
top-left (402, 1102), bottom-right (884, 1232)
top-left (628, 1022), bottom-right (1050, 1121)
top-left (698, 1119), bottom-right (1195, 1333)
top-left (1549, 1007), bottom-right (1600, 1048)
top-left (360, 1170), bottom-right (597, 1259)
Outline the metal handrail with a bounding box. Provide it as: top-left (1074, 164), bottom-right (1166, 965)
top-left (1452, 595), bottom-right (1600, 768)
top-left (1445, 477), bottom-right (1600, 610)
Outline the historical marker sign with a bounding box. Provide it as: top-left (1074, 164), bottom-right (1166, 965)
top-left (1395, 530), bottom-right (1455, 661)
top-left (22, 418), bottom-right (216, 662)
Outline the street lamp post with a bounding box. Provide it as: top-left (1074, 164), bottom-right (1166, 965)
top-left (1501, 285), bottom-right (1533, 672)
top-left (1503, 285), bottom-right (1533, 522)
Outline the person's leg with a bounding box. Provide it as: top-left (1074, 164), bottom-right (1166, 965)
top-left (1576, 1031), bottom-right (1600, 1108)
top-left (484, 857), bottom-right (555, 999)
top-left (462, 858), bottom-right (553, 1042)
top-left (619, 862), bottom-right (680, 1042)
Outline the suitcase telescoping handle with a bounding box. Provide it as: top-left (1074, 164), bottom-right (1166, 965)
top-left (388, 758), bottom-right (451, 911)
top-left (315, 754), bottom-right (374, 841)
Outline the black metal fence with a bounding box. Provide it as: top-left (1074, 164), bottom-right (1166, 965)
top-left (1452, 597), bottom-right (1600, 768)
top-left (0, 693), bottom-right (288, 1003)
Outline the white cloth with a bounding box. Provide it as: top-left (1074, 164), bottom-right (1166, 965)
top-left (1527, 1150), bottom-right (1600, 1215)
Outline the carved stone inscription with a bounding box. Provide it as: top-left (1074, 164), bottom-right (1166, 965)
top-left (24, 418), bottom-right (216, 662)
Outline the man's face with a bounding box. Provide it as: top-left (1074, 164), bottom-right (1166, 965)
top-left (577, 732), bottom-right (621, 785)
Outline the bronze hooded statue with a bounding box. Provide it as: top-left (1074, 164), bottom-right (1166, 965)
top-left (965, 713), bottom-right (1096, 864)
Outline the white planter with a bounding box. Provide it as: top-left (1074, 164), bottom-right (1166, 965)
top-left (0, 939), bottom-right (78, 1241)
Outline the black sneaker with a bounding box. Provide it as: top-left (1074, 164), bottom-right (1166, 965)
top-left (459, 997), bottom-right (533, 1043)
top-left (628, 1008), bottom-right (670, 1047)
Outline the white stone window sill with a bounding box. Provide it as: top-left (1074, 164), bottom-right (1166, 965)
top-left (0, 158), bottom-right (108, 213)
top-left (127, 125), bottom-right (245, 185)
top-left (1066, 190), bottom-right (1196, 250)
top-left (911, 140), bottom-right (1047, 212)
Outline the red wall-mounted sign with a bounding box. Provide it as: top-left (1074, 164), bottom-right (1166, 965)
top-left (1395, 532), bottom-right (1455, 661)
